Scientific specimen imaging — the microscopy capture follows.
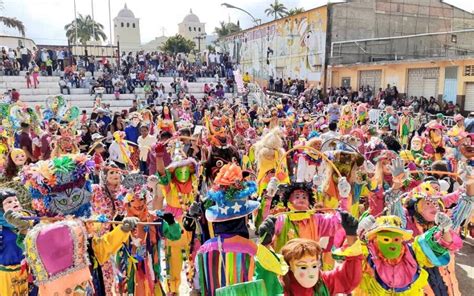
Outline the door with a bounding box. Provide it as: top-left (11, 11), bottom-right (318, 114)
top-left (407, 68), bottom-right (439, 98)
top-left (359, 70), bottom-right (382, 94)
top-left (465, 83), bottom-right (474, 111)
top-left (443, 66), bottom-right (458, 103)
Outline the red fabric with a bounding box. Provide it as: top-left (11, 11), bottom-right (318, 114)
top-left (321, 255), bottom-right (364, 295)
top-left (285, 272), bottom-right (313, 296)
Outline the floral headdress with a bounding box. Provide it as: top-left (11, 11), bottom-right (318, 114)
top-left (205, 163), bottom-right (259, 222)
top-left (21, 154), bottom-right (95, 216)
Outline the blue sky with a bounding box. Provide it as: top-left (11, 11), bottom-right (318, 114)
top-left (1, 0), bottom-right (473, 45)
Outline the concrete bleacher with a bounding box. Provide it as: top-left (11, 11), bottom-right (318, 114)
top-left (1, 74), bottom-right (232, 114)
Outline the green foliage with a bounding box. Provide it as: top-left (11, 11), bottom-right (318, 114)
top-left (0, 16), bottom-right (25, 36)
top-left (265, 0), bottom-right (288, 20)
top-left (64, 14), bottom-right (107, 45)
top-left (160, 34), bottom-right (196, 54)
top-left (286, 7), bottom-right (305, 16)
top-left (215, 21), bottom-right (241, 38)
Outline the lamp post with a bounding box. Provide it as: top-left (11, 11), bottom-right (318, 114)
top-left (221, 3), bottom-right (261, 26)
top-left (222, 3), bottom-right (263, 82)
top-left (194, 33), bottom-right (207, 53)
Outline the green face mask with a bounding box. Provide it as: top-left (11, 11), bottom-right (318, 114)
top-left (174, 166), bottom-right (190, 183)
top-left (376, 231), bottom-right (403, 260)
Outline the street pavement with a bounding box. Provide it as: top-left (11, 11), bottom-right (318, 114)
top-left (456, 237), bottom-right (474, 295)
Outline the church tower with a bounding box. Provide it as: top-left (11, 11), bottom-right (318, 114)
top-left (113, 4), bottom-right (141, 52)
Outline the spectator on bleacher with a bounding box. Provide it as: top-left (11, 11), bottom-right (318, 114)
top-left (125, 112), bottom-right (141, 144)
top-left (25, 71), bottom-right (32, 88)
top-left (39, 118), bottom-right (58, 160)
top-left (94, 108), bottom-right (111, 136)
top-left (110, 113), bottom-right (125, 134)
top-left (19, 46), bottom-right (28, 70)
top-left (57, 49), bottom-right (65, 71)
top-left (45, 57), bottom-right (53, 76)
top-left (11, 89), bottom-right (20, 103)
top-left (18, 122), bottom-right (35, 163)
top-left (58, 77), bottom-right (71, 95)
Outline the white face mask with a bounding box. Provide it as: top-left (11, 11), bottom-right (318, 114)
top-left (290, 256), bottom-right (320, 288)
top-left (439, 179), bottom-right (450, 192)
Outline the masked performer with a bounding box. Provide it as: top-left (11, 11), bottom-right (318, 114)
top-left (5, 154), bottom-right (139, 295)
top-left (155, 141), bottom-right (198, 294)
top-left (116, 183), bottom-right (182, 296)
top-left (0, 188), bottom-right (30, 296)
top-left (354, 214), bottom-right (462, 296)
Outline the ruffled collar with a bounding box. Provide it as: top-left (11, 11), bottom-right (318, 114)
top-left (368, 243), bottom-right (419, 289)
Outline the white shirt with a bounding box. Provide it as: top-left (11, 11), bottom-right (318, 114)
top-left (108, 142), bottom-right (130, 164)
top-left (20, 47), bottom-right (28, 55)
top-left (321, 130), bottom-right (339, 142)
top-left (137, 134), bottom-right (157, 161)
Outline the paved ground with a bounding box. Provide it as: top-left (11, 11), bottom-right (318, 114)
top-left (456, 237), bottom-right (474, 295)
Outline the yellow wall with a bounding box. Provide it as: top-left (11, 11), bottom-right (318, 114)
top-left (330, 59), bottom-right (474, 99)
top-left (221, 6), bottom-right (328, 85)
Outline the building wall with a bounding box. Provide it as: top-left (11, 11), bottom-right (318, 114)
top-left (178, 22), bottom-right (205, 48)
top-left (0, 36), bottom-right (36, 51)
top-left (330, 58), bottom-right (474, 111)
top-left (328, 0), bottom-right (474, 65)
top-left (113, 17), bottom-right (141, 51)
top-left (221, 6), bottom-right (328, 84)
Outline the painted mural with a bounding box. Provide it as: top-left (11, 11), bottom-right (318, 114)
top-left (220, 6), bottom-right (327, 83)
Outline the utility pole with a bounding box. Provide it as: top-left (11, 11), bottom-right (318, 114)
top-left (194, 34), bottom-right (206, 52)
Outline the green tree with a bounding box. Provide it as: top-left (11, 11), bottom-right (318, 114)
top-left (64, 14), bottom-right (107, 45)
top-left (265, 0), bottom-right (288, 20)
top-left (215, 21), bottom-right (241, 38)
top-left (161, 34), bottom-right (196, 54)
top-left (286, 7), bottom-right (305, 16)
top-left (0, 0), bottom-right (25, 37)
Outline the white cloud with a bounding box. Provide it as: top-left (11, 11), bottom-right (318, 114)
top-left (2, 0), bottom-right (473, 45)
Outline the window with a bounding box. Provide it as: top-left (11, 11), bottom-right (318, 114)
top-left (198, 27), bottom-right (201, 32)
top-left (121, 22), bottom-right (124, 27)
top-left (189, 27), bottom-right (192, 31)
top-left (127, 23), bottom-right (130, 27)
top-left (132, 23), bottom-right (135, 28)
top-left (194, 27), bottom-right (196, 31)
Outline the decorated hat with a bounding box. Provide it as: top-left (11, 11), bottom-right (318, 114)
top-left (166, 141), bottom-right (199, 173)
top-left (205, 163), bottom-right (259, 222)
top-left (454, 114), bottom-right (464, 122)
top-left (372, 149), bottom-right (397, 163)
top-left (21, 154), bottom-right (95, 217)
top-left (364, 138), bottom-right (388, 162)
top-left (366, 215), bottom-right (413, 241)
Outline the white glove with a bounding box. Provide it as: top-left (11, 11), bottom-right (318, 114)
top-left (357, 215), bottom-right (376, 239)
top-left (121, 217), bottom-right (139, 232)
top-left (312, 174), bottom-right (323, 188)
top-left (435, 212), bottom-right (453, 232)
top-left (338, 177), bottom-right (351, 198)
top-left (266, 177), bottom-right (279, 198)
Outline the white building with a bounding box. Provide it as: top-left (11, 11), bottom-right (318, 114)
top-left (178, 9), bottom-right (206, 50)
top-left (113, 4), bottom-right (141, 52)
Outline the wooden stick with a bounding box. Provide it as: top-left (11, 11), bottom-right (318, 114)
top-left (21, 216), bottom-right (162, 225)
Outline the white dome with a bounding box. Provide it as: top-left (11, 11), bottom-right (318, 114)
top-left (117, 4), bottom-right (135, 18)
top-left (183, 9), bottom-right (200, 23)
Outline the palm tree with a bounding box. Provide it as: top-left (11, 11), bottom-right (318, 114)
top-left (0, 0), bottom-right (25, 37)
top-left (265, 0), bottom-right (288, 20)
top-left (286, 7), bottom-right (305, 16)
top-left (215, 21), bottom-right (241, 38)
top-left (64, 14), bottom-right (107, 45)
top-left (0, 16), bottom-right (25, 36)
